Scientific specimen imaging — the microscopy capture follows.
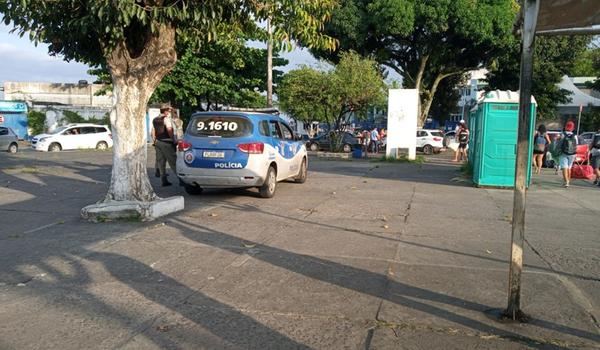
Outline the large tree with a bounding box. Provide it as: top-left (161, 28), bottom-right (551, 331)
top-left (1, 0), bottom-right (336, 209)
top-left (428, 73), bottom-right (467, 124)
top-left (278, 51), bottom-right (386, 131)
top-left (311, 0), bottom-right (516, 126)
top-left (486, 36), bottom-right (591, 120)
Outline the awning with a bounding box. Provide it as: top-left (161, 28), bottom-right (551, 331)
top-left (536, 0), bottom-right (600, 35)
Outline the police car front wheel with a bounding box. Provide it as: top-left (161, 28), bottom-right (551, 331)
top-left (294, 158), bottom-right (307, 184)
top-left (259, 166), bottom-right (277, 198)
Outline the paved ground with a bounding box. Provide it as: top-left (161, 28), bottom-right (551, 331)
top-left (0, 148), bottom-right (599, 349)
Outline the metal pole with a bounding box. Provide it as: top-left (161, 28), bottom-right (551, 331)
top-left (266, 17), bottom-right (273, 108)
top-left (577, 105), bottom-right (582, 135)
top-left (506, 0), bottom-right (538, 321)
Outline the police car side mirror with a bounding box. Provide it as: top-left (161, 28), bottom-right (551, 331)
top-left (294, 134), bottom-right (302, 141)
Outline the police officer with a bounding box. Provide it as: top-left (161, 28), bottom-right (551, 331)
top-left (152, 106), bottom-right (177, 186)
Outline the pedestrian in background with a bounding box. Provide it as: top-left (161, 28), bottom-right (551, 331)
top-left (362, 129), bottom-right (370, 157)
top-left (533, 124), bottom-right (551, 174)
top-left (453, 120), bottom-right (469, 162)
top-left (152, 106), bottom-right (177, 187)
top-left (370, 127), bottom-right (379, 153)
top-left (558, 121), bottom-right (578, 188)
top-left (591, 129), bottom-right (600, 187)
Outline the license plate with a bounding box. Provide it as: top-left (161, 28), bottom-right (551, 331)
top-left (203, 151), bottom-right (225, 158)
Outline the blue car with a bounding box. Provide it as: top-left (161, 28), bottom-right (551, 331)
top-left (176, 111), bottom-right (308, 197)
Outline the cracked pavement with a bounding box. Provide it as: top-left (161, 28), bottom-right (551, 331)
top-left (0, 150), bottom-right (599, 349)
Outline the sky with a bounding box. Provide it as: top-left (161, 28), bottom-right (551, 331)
top-left (0, 23), bottom-right (400, 100)
top-left (0, 24), bottom-right (323, 85)
top-left (0, 25), bottom-right (97, 84)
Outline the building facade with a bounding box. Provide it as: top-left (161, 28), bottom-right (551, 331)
top-left (3, 81), bottom-right (113, 132)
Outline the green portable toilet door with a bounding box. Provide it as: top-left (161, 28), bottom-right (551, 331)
top-left (470, 109), bottom-right (482, 184)
top-left (481, 103), bottom-right (519, 187)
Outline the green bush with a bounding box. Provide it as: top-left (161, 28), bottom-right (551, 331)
top-left (373, 155), bottom-right (426, 164)
top-left (60, 110), bottom-right (110, 126)
top-left (87, 112), bottom-right (110, 126)
top-left (27, 110), bottom-right (46, 135)
top-left (61, 110), bottom-right (86, 124)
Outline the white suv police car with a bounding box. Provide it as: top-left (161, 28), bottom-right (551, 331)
top-left (176, 111), bottom-right (307, 198)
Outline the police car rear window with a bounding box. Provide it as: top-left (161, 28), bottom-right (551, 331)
top-left (188, 116), bottom-right (253, 138)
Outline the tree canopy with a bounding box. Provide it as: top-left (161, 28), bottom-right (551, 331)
top-left (486, 36), bottom-right (591, 120)
top-left (311, 0), bottom-right (517, 125)
top-left (1, 1), bottom-right (337, 65)
top-left (571, 47), bottom-right (600, 77)
top-left (278, 51), bottom-right (386, 131)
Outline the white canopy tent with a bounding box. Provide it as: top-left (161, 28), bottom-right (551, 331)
top-left (557, 75), bottom-right (600, 107)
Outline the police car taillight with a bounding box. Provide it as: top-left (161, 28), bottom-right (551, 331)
top-left (177, 140), bottom-right (192, 152)
top-left (238, 142), bottom-right (264, 154)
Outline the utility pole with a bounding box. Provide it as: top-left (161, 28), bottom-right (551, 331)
top-left (505, 0), bottom-right (538, 321)
top-left (266, 17), bottom-right (273, 108)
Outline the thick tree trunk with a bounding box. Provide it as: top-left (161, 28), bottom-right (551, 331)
top-left (419, 71), bottom-right (461, 126)
top-left (414, 55), bottom-right (429, 92)
top-left (103, 24), bottom-right (177, 203)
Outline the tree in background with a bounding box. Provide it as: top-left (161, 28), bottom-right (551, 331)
top-left (27, 110), bottom-right (46, 135)
top-left (150, 41), bottom-right (288, 122)
top-left (571, 47), bottom-right (600, 77)
top-left (486, 36), bottom-right (591, 120)
top-left (1, 0), bottom-right (336, 207)
top-left (278, 51), bottom-right (386, 147)
top-left (311, 0), bottom-right (516, 126)
top-left (428, 73), bottom-right (467, 124)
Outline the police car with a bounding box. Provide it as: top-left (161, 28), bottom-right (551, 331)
top-left (176, 111), bottom-right (308, 198)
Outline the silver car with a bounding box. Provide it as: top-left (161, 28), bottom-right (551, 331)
top-left (0, 127), bottom-right (19, 153)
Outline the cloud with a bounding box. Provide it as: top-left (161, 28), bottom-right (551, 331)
top-left (0, 27), bottom-right (95, 84)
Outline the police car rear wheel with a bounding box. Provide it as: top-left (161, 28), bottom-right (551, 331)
top-left (309, 143), bottom-right (319, 152)
top-left (184, 183), bottom-right (203, 195)
top-left (295, 159), bottom-right (307, 184)
top-left (259, 166), bottom-right (277, 198)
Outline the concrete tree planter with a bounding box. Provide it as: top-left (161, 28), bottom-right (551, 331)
top-left (81, 196), bottom-right (184, 222)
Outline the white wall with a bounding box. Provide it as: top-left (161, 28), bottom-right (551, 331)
top-left (386, 89), bottom-right (419, 160)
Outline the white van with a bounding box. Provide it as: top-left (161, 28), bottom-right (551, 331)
top-left (31, 124), bottom-right (113, 152)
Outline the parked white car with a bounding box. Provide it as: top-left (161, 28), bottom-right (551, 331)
top-left (416, 129), bottom-right (444, 154)
top-left (31, 124), bottom-right (113, 152)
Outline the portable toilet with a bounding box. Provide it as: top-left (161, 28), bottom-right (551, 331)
top-left (469, 90), bottom-right (537, 188)
top-left (0, 101), bottom-right (29, 140)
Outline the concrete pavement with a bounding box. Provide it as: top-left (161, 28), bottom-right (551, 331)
top-left (0, 150), bottom-right (598, 349)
